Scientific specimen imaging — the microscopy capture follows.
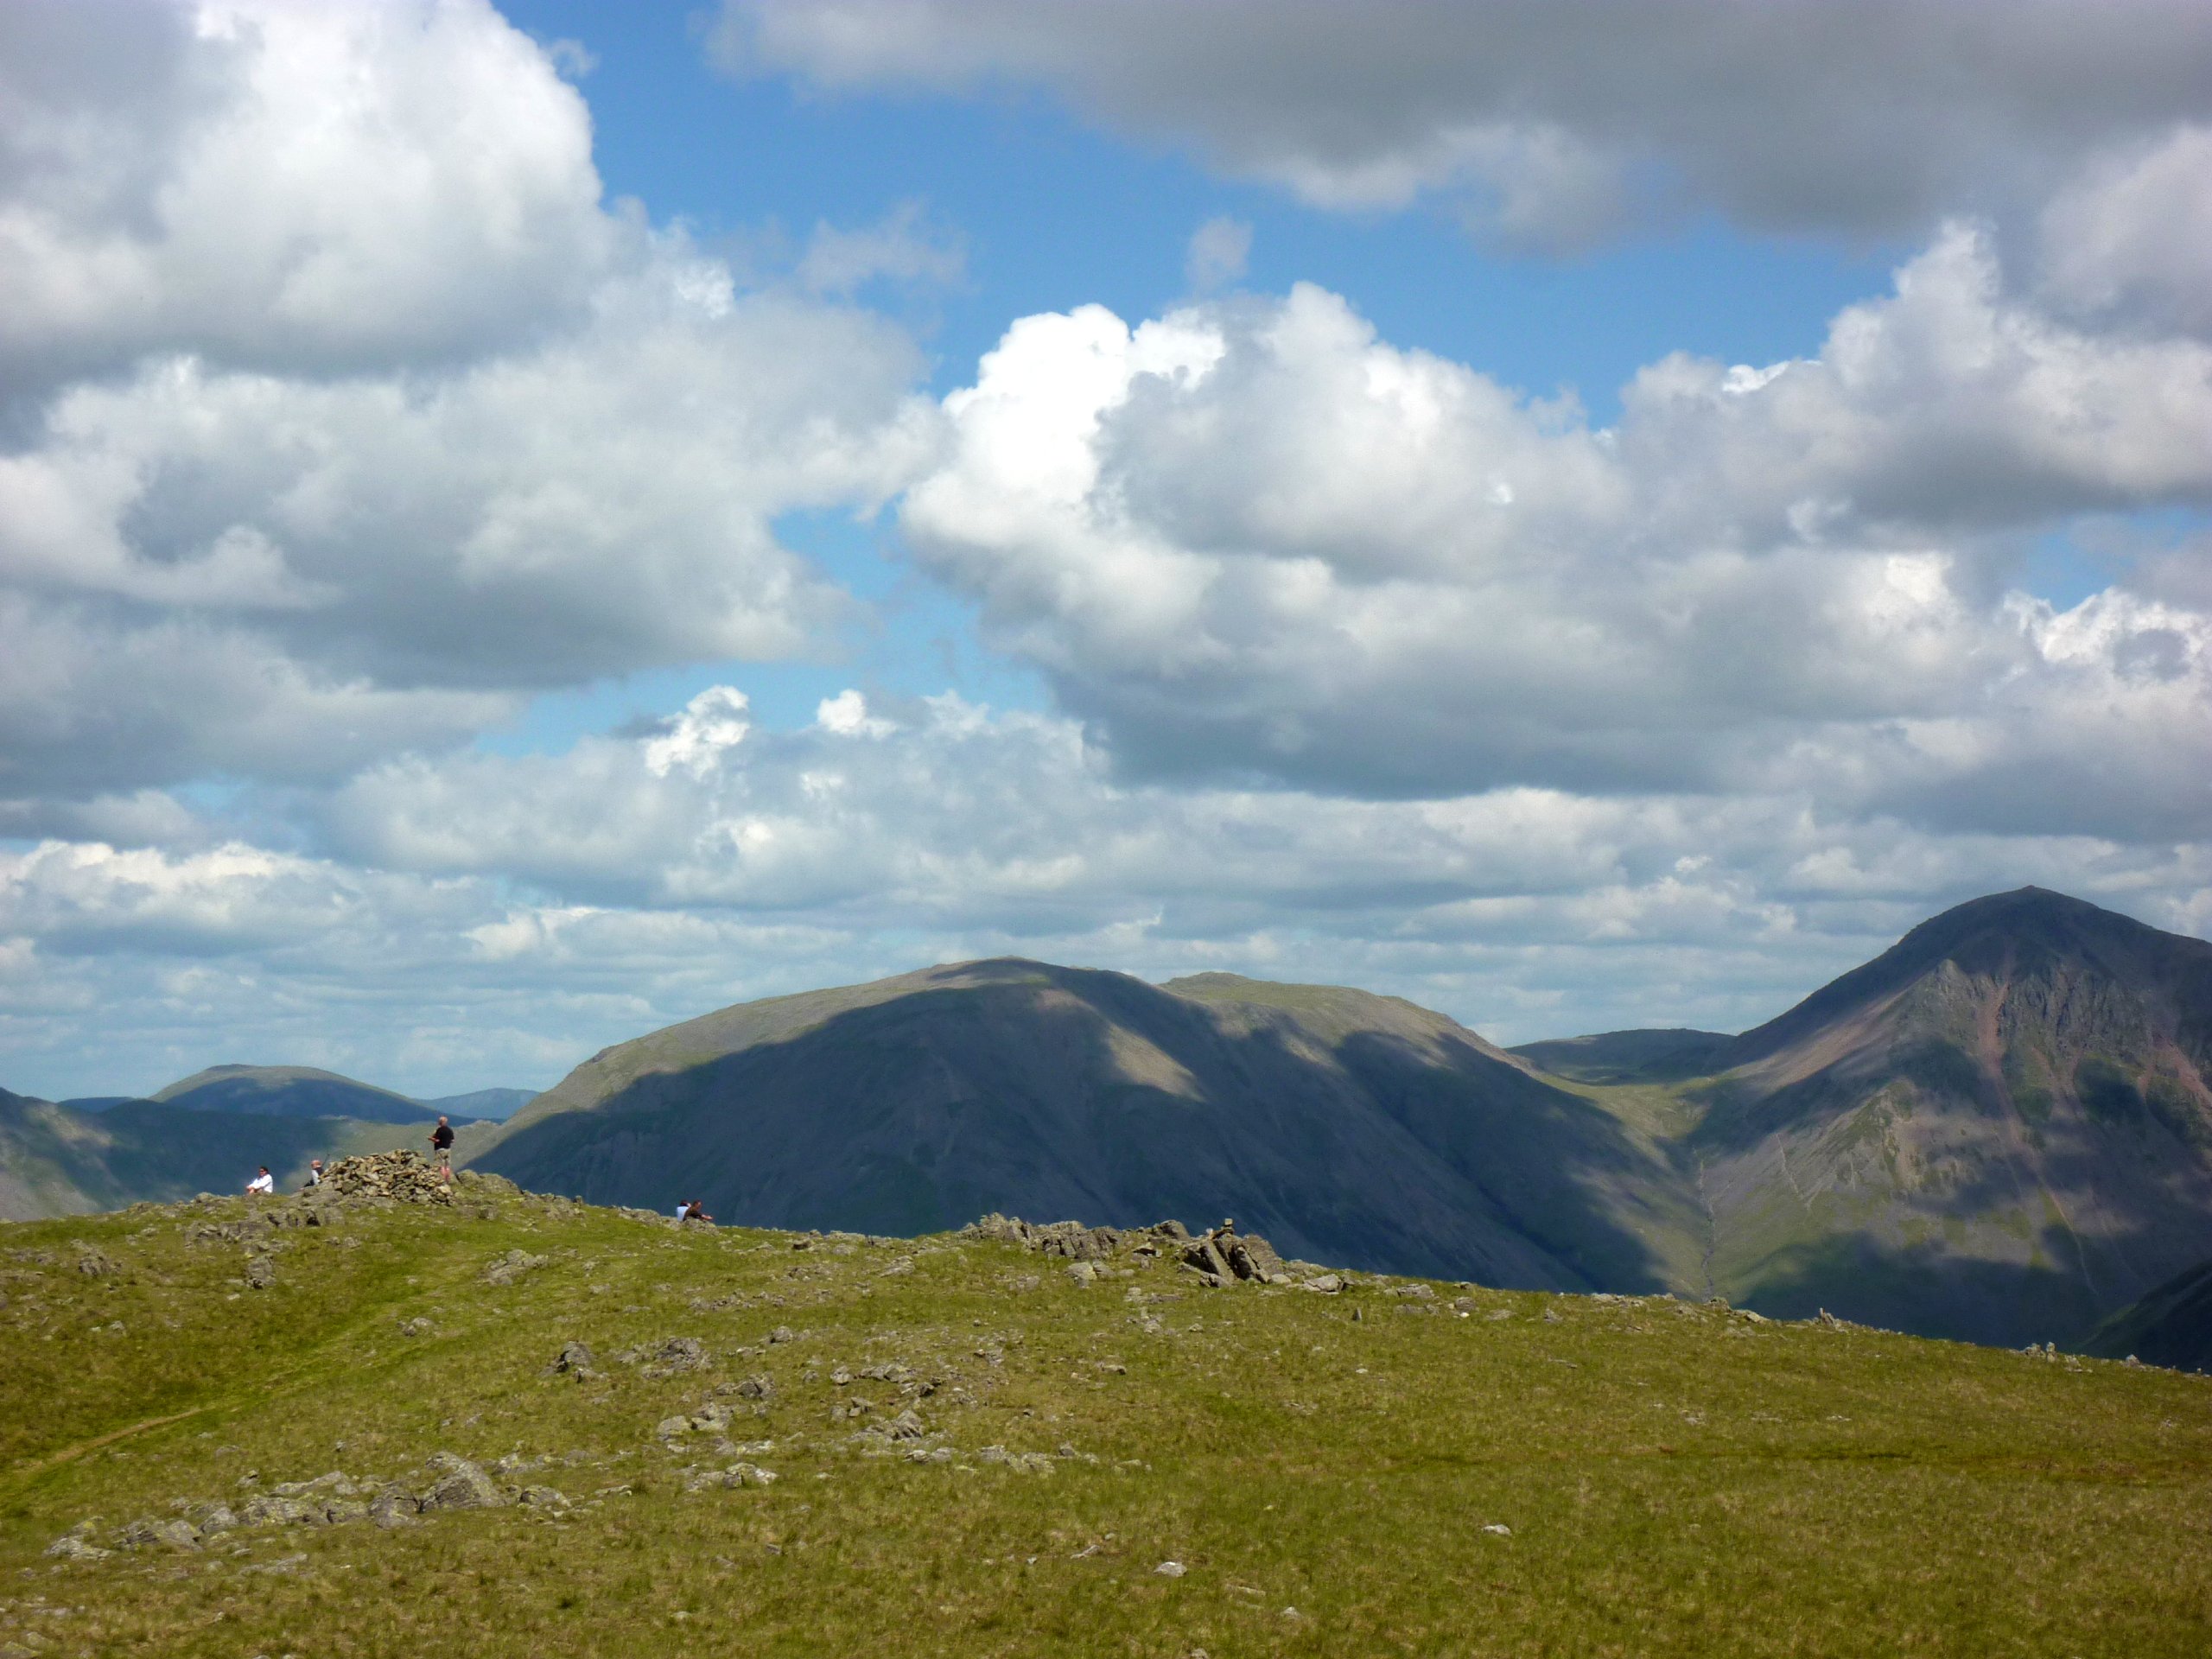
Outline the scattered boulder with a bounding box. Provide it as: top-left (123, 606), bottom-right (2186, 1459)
top-left (417, 1453), bottom-right (507, 1512)
top-left (237, 1495), bottom-right (316, 1529)
top-left (74, 1247), bottom-right (118, 1279)
top-left (640, 1337), bottom-right (709, 1379)
top-left (45, 1535), bottom-right (113, 1561)
top-left (978, 1445), bottom-right (1056, 1475)
top-left (683, 1462), bottom-right (777, 1493)
top-left (734, 1375), bottom-right (775, 1401)
top-left (244, 1255), bottom-right (276, 1290)
top-left (549, 1339), bottom-right (599, 1379)
top-left (482, 1249), bottom-right (550, 1287)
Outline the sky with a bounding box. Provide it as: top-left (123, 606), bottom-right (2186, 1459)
top-left (1, 0), bottom-right (2209, 1101)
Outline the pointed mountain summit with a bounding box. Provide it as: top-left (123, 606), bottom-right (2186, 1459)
top-left (1684, 887), bottom-right (2212, 1345)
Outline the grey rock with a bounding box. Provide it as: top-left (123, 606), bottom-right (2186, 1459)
top-left (1066, 1261), bottom-right (1099, 1287)
top-left (244, 1255), bottom-right (276, 1290)
top-left (734, 1374), bottom-right (775, 1401)
top-left (367, 1488), bottom-right (419, 1529)
top-left (115, 1516), bottom-right (201, 1552)
top-left (1302, 1274), bottom-right (1344, 1294)
top-left (417, 1453), bottom-right (508, 1511)
top-left (550, 1339), bottom-right (598, 1377)
top-left (237, 1495), bottom-right (315, 1528)
top-left (641, 1337), bottom-right (709, 1378)
top-left (482, 1249), bottom-right (550, 1287)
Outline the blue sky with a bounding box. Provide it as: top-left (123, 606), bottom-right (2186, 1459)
top-left (0, 0), bottom-right (2207, 1099)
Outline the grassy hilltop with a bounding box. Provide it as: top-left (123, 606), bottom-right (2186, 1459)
top-left (3, 1166), bottom-right (2210, 1657)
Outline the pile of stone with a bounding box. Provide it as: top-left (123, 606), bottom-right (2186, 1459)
top-left (318, 1150), bottom-right (454, 1206)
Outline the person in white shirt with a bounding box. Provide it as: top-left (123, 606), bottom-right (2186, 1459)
top-left (302, 1159), bottom-right (324, 1191)
top-left (245, 1166), bottom-right (275, 1196)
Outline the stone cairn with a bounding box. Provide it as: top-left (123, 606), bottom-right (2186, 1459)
top-left (319, 1149), bottom-right (457, 1206)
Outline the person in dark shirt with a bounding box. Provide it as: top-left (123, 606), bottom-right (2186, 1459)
top-left (429, 1116), bottom-right (454, 1182)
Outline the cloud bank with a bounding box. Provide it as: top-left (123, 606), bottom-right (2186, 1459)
top-left (0, 0), bottom-right (2205, 1099)
top-left (713, 0), bottom-right (2212, 250)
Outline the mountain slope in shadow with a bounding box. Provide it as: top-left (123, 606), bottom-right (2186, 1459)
top-left (155, 1065), bottom-right (440, 1123)
top-left (477, 961), bottom-right (1690, 1290)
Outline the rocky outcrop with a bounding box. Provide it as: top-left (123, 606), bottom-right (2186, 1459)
top-left (963, 1212), bottom-right (1297, 1288)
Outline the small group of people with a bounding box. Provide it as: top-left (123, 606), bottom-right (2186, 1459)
top-left (241, 1110), bottom-right (457, 1199)
top-left (676, 1198), bottom-right (714, 1224)
top-left (243, 1158), bottom-right (324, 1197)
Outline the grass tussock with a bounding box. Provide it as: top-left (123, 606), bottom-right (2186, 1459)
top-left (2, 1173), bottom-right (2209, 1657)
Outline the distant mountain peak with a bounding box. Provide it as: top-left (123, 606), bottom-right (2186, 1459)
top-left (1721, 887), bottom-right (2208, 1071)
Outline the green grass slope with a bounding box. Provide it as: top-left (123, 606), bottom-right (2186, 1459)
top-left (1510, 1028), bottom-right (1733, 1084)
top-left (2, 1182), bottom-right (2209, 1657)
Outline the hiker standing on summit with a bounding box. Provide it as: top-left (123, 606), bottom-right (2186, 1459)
top-left (429, 1115), bottom-right (454, 1183)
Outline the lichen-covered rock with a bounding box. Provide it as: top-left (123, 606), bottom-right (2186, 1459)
top-left (549, 1339), bottom-right (598, 1377)
top-left (416, 1453), bottom-right (507, 1511)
